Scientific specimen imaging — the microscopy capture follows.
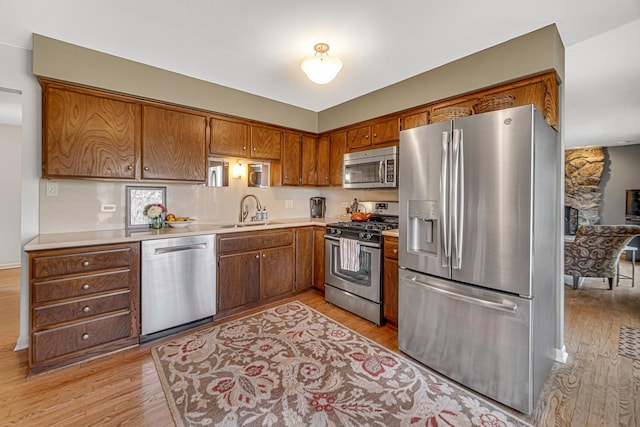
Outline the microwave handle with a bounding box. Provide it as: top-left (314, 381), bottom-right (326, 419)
top-left (379, 160), bottom-right (385, 183)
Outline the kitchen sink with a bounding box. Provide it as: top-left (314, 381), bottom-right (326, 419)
top-left (217, 221), bottom-right (282, 229)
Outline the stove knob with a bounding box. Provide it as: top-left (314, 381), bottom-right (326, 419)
top-left (366, 233), bottom-right (373, 240)
top-left (359, 232), bottom-right (365, 239)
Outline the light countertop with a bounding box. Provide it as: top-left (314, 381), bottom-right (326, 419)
top-left (24, 217), bottom-right (339, 251)
top-left (382, 229), bottom-right (399, 238)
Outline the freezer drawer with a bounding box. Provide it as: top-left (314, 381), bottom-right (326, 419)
top-left (398, 269), bottom-right (534, 414)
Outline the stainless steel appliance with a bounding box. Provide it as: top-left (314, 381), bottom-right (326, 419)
top-left (248, 162), bottom-right (270, 188)
top-left (398, 105), bottom-right (558, 414)
top-left (325, 201), bottom-right (398, 325)
top-left (310, 197), bottom-right (326, 218)
top-left (206, 158), bottom-right (229, 187)
top-left (343, 146), bottom-right (398, 189)
top-left (141, 235), bottom-right (216, 342)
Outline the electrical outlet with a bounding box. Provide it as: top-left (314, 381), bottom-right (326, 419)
top-left (285, 200), bottom-right (294, 209)
top-left (46, 182), bottom-right (58, 196)
top-left (101, 204), bottom-right (116, 212)
top-left (341, 201), bottom-right (349, 207)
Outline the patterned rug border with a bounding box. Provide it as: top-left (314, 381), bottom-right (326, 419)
top-left (152, 301), bottom-right (533, 427)
top-left (619, 324), bottom-right (640, 361)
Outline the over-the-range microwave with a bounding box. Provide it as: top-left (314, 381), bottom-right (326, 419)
top-left (343, 146), bottom-right (398, 189)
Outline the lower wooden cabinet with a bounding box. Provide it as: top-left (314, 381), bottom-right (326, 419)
top-left (295, 227), bottom-right (314, 291)
top-left (383, 236), bottom-right (399, 328)
top-left (216, 229), bottom-right (296, 315)
top-left (313, 227), bottom-right (326, 290)
top-left (27, 242), bottom-right (140, 374)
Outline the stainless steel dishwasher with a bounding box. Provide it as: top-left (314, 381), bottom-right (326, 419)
top-left (141, 234), bottom-right (216, 342)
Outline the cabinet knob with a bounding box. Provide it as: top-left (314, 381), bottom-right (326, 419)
top-left (144, 166), bottom-right (150, 171)
top-left (81, 333), bottom-right (90, 340)
top-left (82, 284), bottom-right (90, 290)
top-left (243, 146), bottom-right (247, 151)
top-left (255, 255), bottom-right (260, 259)
top-left (262, 254), bottom-right (266, 258)
top-left (82, 261), bottom-right (90, 267)
top-left (365, 135), bottom-right (369, 139)
top-left (393, 249), bottom-right (398, 254)
top-left (82, 306), bottom-right (91, 313)
top-left (285, 175), bottom-right (289, 179)
top-left (373, 133), bottom-right (378, 138)
top-left (253, 147), bottom-right (257, 151)
top-left (127, 165), bottom-right (133, 170)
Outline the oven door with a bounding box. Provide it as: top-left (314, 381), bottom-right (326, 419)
top-left (324, 235), bottom-right (381, 302)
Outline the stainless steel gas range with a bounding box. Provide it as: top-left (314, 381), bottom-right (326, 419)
top-left (324, 201), bottom-right (398, 326)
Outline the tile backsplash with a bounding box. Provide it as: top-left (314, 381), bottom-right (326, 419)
top-left (39, 178), bottom-right (399, 234)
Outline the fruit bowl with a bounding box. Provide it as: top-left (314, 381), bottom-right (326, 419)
top-left (165, 219), bottom-right (194, 228)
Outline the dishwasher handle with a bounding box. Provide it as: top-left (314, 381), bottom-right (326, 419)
top-left (154, 243), bottom-right (208, 255)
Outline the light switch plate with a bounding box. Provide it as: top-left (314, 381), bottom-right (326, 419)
top-left (285, 200), bottom-right (294, 209)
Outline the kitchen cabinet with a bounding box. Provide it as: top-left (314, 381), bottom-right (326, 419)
top-left (250, 125), bottom-right (282, 160)
top-left (42, 81), bottom-right (140, 179)
top-left (141, 105), bottom-right (208, 182)
top-left (27, 242), bottom-right (140, 374)
top-left (346, 117), bottom-right (400, 151)
top-left (301, 135), bottom-right (318, 185)
top-left (329, 131), bottom-right (347, 186)
top-left (313, 226), bottom-right (326, 290)
top-left (401, 110), bottom-right (429, 130)
top-left (282, 132), bottom-right (302, 185)
top-left (383, 236), bottom-right (399, 328)
top-left (209, 115), bottom-right (249, 157)
top-left (295, 227), bottom-right (314, 290)
top-left (316, 135), bottom-right (330, 186)
top-left (217, 229), bottom-right (294, 315)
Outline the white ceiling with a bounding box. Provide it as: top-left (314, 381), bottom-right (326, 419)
top-left (1, 0), bottom-right (639, 148)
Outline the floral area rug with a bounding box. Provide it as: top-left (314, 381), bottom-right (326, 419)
top-left (152, 302), bottom-right (531, 427)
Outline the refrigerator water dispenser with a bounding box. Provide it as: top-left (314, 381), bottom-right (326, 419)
top-left (408, 200), bottom-right (438, 256)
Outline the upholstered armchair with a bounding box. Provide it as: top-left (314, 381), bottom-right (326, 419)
top-left (564, 225), bottom-right (640, 289)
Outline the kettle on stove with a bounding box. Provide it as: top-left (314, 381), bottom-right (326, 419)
top-left (310, 197), bottom-right (326, 218)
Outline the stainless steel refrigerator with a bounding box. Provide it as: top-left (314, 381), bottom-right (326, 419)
top-left (398, 104), bottom-right (558, 415)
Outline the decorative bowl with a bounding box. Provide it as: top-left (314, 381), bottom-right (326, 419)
top-left (165, 219), bottom-right (194, 228)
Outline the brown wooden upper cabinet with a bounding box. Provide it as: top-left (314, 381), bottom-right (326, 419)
top-left (302, 135), bottom-right (318, 186)
top-left (282, 131), bottom-right (302, 185)
top-left (329, 131), bottom-right (346, 186)
top-left (251, 125), bottom-right (282, 160)
top-left (141, 106), bottom-right (207, 182)
top-left (316, 135), bottom-right (330, 187)
top-left (42, 83), bottom-right (140, 179)
top-left (346, 117), bottom-right (400, 151)
top-left (401, 111), bottom-right (429, 130)
top-left (209, 116), bottom-right (249, 157)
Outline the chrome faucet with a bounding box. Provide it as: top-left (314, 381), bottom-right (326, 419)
top-left (239, 194), bottom-right (263, 222)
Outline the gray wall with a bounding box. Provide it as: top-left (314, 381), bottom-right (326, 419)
top-left (0, 122), bottom-right (22, 267)
top-left (601, 144), bottom-right (640, 224)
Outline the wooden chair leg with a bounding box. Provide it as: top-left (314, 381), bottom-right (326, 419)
top-left (608, 277), bottom-right (613, 290)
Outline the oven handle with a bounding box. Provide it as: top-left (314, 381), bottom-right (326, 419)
top-left (324, 235), bottom-right (381, 249)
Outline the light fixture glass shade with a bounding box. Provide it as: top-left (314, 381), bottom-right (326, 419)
top-left (232, 162), bottom-right (244, 179)
top-left (301, 43), bottom-right (343, 84)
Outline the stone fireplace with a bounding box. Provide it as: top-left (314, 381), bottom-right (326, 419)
top-left (565, 147), bottom-right (605, 225)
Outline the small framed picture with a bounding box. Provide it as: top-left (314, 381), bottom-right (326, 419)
top-left (125, 186), bottom-right (167, 229)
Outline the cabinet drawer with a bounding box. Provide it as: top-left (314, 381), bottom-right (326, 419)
top-left (33, 291), bottom-right (131, 329)
top-left (32, 312), bottom-right (131, 363)
top-left (33, 270), bottom-right (131, 303)
top-left (384, 239), bottom-right (399, 260)
top-left (218, 230), bottom-right (293, 254)
top-left (31, 246), bottom-right (134, 279)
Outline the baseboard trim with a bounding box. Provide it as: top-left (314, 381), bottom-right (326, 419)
top-left (0, 263), bottom-right (20, 270)
top-left (555, 345), bottom-right (568, 363)
top-left (14, 335), bottom-right (29, 351)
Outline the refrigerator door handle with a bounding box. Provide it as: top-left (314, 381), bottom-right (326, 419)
top-left (406, 275), bottom-right (518, 313)
top-left (440, 131), bottom-right (450, 267)
top-left (451, 129), bottom-right (460, 269)
top-left (452, 129), bottom-right (464, 269)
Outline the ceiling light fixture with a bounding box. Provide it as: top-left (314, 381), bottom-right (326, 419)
top-left (301, 43), bottom-right (343, 84)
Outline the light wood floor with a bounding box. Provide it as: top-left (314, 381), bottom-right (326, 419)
top-left (0, 262), bottom-right (638, 426)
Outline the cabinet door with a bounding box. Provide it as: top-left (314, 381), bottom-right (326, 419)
top-left (251, 125), bottom-right (282, 160)
top-left (329, 131), bottom-right (347, 186)
top-left (209, 116), bottom-right (249, 157)
top-left (295, 228), bottom-right (314, 290)
top-left (301, 135), bottom-right (318, 185)
top-left (44, 85), bottom-right (139, 179)
top-left (346, 125), bottom-right (371, 150)
top-left (218, 252), bottom-right (260, 311)
top-left (401, 111), bottom-right (429, 130)
top-left (316, 135), bottom-right (330, 186)
top-left (372, 117), bottom-right (400, 145)
top-left (282, 132), bottom-right (302, 185)
top-left (261, 246), bottom-right (294, 299)
top-left (141, 106), bottom-right (207, 181)
top-left (313, 227), bottom-right (326, 290)
top-left (383, 237), bottom-right (399, 327)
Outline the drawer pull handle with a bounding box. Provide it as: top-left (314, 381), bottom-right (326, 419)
top-left (81, 333), bottom-right (89, 340)
top-left (82, 306), bottom-right (91, 313)
top-left (82, 284), bottom-right (90, 290)
top-left (82, 261), bottom-right (90, 267)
